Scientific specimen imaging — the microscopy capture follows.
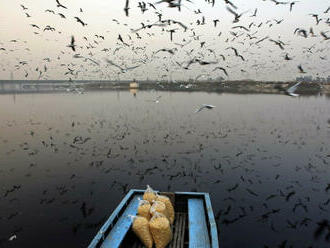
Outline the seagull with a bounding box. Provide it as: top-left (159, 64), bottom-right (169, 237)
top-left (56, 0), bottom-right (67, 9)
top-left (124, 0), bottom-right (130, 16)
top-left (284, 53), bottom-right (292, 60)
top-left (20, 4), bottom-right (28, 10)
top-left (298, 64), bottom-right (306, 73)
top-left (67, 36), bottom-right (76, 52)
top-left (45, 9), bottom-right (55, 14)
top-left (286, 82), bottom-right (301, 97)
top-left (250, 8), bottom-right (257, 17)
top-left (213, 67), bottom-right (228, 76)
top-left (8, 235), bottom-right (17, 241)
top-left (104, 59), bottom-right (140, 73)
top-left (213, 19), bottom-right (220, 27)
top-left (146, 96), bottom-right (162, 103)
top-left (195, 104), bottom-right (216, 113)
top-left (74, 17), bottom-right (87, 26)
top-left (58, 13), bottom-right (66, 18)
top-left (320, 32), bottom-right (330, 40)
top-left (289, 1), bottom-right (299, 12)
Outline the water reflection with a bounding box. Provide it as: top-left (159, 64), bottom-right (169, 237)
top-left (0, 91), bottom-right (329, 247)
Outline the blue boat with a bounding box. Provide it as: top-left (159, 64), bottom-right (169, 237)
top-left (88, 189), bottom-right (219, 248)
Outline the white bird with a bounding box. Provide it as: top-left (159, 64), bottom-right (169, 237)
top-left (286, 82), bottom-right (301, 97)
top-left (195, 104), bottom-right (216, 113)
top-left (104, 59), bottom-right (140, 73)
top-left (8, 235), bottom-right (17, 241)
top-left (147, 96), bottom-right (162, 103)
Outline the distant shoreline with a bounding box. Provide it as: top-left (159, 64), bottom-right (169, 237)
top-left (0, 80), bottom-right (330, 95)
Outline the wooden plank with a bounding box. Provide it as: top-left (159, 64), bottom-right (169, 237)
top-left (188, 199), bottom-right (211, 248)
top-left (169, 213), bottom-right (180, 248)
top-left (204, 194), bottom-right (219, 248)
top-left (100, 195), bottom-right (140, 248)
top-left (180, 213), bottom-right (186, 248)
top-left (177, 213), bottom-right (186, 248)
top-left (88, 190), bottom-right (136, 248)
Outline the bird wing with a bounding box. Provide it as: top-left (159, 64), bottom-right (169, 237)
top-left (221, 68), bottom-right (228, 76)
top-left (195, 106), bottom-right (206, 113)
top-left (226, 6), bottom-right (238, 17)
top-left (203, 104), bottom-right (216, 108)
top-left (105, 59), bottom-right (123, 70)
top-left (71, 36), bottom-right (75, 45)
top-left (125, 65), bottom-right (140, 70)
top-left (154, 0), bottom-right (165, 4)
top-left (287, 82), bottom-right (301, 94)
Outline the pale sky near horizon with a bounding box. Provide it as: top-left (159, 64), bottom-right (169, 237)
top-left (0, 0), bottom-right (329, 81)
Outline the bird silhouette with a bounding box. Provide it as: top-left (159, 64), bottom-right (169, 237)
top-left (195, 104), bottom-right (216, 113)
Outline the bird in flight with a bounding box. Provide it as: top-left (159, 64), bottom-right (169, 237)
top-left (195, 104), bottom-right (216, 113)
top-left (30, 24), bottom-right (40, 29)
top-left (146, 96), bottom-right (162, 103)
top-left (289, 1), bottom-right (299, 12)
top-left (226, 7), bottom-right (247, 23)
top-left (320, 32), bottom-right (330, 40)
top-left (45, 9), bottom-right (55, 14)
top-left (213, 67), bottom-right (228, 76)
top-left (286, 82), bottom-right (301, 97)
top-left (284, 54), bottom-right (292, 60)
top-left (250, 8), bottom-right (257, 17)
top-left (124, 0), bottom-right (130, 16)
top-left (74, 17), bottom-right (87, 26)
top-left (8, 234), bottom-right (17, 241)
top-left (104, 59), bottom-right (140, 73)
top-left (270, 0), bottom-right (289, 5)
top-left (20, 4), bottom-right (28, 10)
top-left (56, 0), bottom-right (67, 9)
top-left (67, 36), bottom-right (76, 52)
top-left (310, 14), bottom-right (322, 25)
top-left (298, 65), bottom-right (306, 73)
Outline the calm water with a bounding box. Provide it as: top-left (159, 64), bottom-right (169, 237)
top-left (0, 90), bottom-right (330, 248)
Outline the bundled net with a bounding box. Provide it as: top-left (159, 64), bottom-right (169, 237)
top-left (131, 215), bottom-right (153, 248)
top-left (149, 212), bottom-right (173, 248)
top-left (156, 195), bottom-right (175, 224)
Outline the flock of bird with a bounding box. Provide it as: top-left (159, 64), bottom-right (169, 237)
top-left (0, 0), bottom-right (329, 83)
top-left (0, 0), bottom-right (330, 247)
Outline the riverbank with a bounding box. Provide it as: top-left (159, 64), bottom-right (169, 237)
top-left (0, 80), bottom-right (330, 95)
top-left (86, 80), bottom-right (330, 95)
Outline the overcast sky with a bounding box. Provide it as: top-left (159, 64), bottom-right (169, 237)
top-left (0, 0), bottom-right (329, 81)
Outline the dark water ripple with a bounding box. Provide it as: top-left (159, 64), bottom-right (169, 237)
top-left (0, 91), bottom-right (330, 248)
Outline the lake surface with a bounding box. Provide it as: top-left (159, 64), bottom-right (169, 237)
top-left (0, 90), bottom-right (330, 248)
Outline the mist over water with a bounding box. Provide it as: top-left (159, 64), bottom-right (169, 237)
top-left (0, 90), bottom-right (330, 247)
